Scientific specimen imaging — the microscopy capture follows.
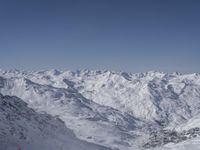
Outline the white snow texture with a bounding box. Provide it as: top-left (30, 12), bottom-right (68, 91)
top-left (0, 69), bottom-right (200, 150)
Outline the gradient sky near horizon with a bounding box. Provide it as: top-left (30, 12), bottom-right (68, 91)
top-left (0, 0), bottom-right (200, 72)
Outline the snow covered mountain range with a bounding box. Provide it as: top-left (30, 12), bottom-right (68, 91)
top-left (0, 69), bottom-right (200, 150)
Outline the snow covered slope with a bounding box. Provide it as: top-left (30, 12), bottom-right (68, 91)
top-left (0, 94), bottom-right (111, 150)
top-left (0, 69), bottom-right (200, 149)
top-left (154, 137), bottom-right (200, 150)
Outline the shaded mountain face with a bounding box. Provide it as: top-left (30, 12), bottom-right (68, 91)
top-left (0, 94), bottom-right (112, 150)
top-left (0, 94), bottom-right (111, 150)
top-left (0, 69), bottom-right (200, 149)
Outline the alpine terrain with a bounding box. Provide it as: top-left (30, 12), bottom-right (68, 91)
top-left (1, 69), bottom-right (200, 150)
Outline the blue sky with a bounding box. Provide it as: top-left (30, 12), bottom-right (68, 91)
top-left (0, 0), bottom-right (199, 72)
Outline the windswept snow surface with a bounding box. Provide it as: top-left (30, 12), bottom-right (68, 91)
top-left (0, 69), bottom-right (200, 149)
